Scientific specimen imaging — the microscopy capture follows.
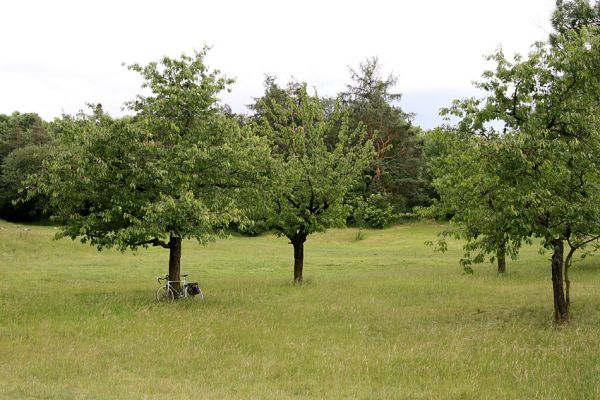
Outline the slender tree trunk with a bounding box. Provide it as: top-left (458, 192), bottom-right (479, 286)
top-left (169, 234), bottom-right (182, 295)
top-left (550, 239), bottom-right (569, 324)
top-left (293, 239), bottom-right (304, 283)
top-left (496, 244), bottom-right (506, 274)
top-left (564, 260), bottom-right (571, 316)
top-left (564, 245), bottom-right (577, 316)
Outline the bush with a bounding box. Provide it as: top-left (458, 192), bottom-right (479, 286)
top-left (351, 193), bottom-right (396, 229)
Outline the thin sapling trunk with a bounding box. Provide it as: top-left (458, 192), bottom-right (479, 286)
top-left (550, 239), bottom-right (569, 324)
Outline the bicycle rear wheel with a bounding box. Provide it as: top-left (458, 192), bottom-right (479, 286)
top-left (185, 282), bottom-right (204, 300)
top-left (189, 284), bottom-right (204, 300)
top-left (156, 285), bottom-right (175, 303)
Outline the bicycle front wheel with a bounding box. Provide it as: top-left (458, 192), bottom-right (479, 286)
top-left (156, 285), bottom-right (175, 303)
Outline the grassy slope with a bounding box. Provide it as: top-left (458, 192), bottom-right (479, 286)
top-left (0, 221), bottom-right (599, 399)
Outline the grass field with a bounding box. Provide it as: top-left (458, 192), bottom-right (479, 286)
top-left (1, 221), bottom-right (600, 399)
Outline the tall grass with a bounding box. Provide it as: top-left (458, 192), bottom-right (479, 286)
top-left (1, 221), bottom-right (599, 399)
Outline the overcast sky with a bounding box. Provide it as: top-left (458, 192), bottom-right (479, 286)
top-left (1, 0), bottom-right (556, 129)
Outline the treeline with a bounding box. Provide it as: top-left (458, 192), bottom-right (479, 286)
top-left (0, 58), bottom-right (435, 228)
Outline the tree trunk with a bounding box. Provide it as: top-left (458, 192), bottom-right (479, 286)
top-left (564, 245), bottom-right (577, 316)
top-left (292, 237), bottom-right (306, 284)
top-left (496, 245), bottom-right (507, 274)
top-left (169, 234), bottom-right (182, 295)
top-left (551, 239), bottom-right (569, 324)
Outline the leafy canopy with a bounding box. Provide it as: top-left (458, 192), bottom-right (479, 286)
top-left (431, 26), bottom-right (600, 268)
top-left (27, 50), bottom-right (268, 251)
top-left (252, 80), bottom-right (374, 242)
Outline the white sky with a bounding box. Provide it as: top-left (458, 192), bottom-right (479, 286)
top-left (1, 0), bottom-right (555, 129)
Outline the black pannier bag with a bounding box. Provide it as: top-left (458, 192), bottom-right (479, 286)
top-left (187, 282), bottom-right (201, 296)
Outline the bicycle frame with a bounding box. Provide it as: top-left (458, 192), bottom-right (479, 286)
top-left (158, 274), bottom-right (189, 299)
top-left (157, 272), bottom-right (203, 302)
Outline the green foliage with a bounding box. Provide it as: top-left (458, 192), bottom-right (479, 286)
top-left (551, 0), bottom-right (600, 45)
top-left (251, 80), bottom-right (375, 243)
top-left (432, 20), bottom-right (600, 321)
top-left (0, 112), bottom-right (50, 162)
top-left (351, 193), bottom-right (395, 229)
top-left (432, 25), bottom-right (600, 267)
top-left (424, 125), bottom-right (524, 271)
top-left (420, 127), bottom-right (450, 204)
top-left (341, 58), bottom-right (429, 213)
top-left (0, 144), bottom-right (55, 222)
top-left (0, 112), bottom-right (52, 222)
top-left (26, 50), bottom-right (269, 253)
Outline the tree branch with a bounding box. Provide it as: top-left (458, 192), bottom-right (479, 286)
top-left (134, 238), bottom-right (170, 248)
top-left (285, 195), bottom-right (300, 209)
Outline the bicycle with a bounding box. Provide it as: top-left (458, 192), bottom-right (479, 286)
top-left (156, 273), bottom-right (204, 302)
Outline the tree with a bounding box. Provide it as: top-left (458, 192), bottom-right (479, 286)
top-left (341, 58), bottom-right (428, 220)
top-left (434, 27), bottom-right (600, 323)
top-left (251, 80), bottom-right (374, 283)
top-left (27, 50), bottom-right (268, 293)
top-left (424, 127), bottom-right (522, 274)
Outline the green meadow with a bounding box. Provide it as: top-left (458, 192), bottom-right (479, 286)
top-left (1, 221), bottom-right (600, 399)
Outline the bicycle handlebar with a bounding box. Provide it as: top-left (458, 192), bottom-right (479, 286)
top-left (158, 273), bottom-right (189, 284)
